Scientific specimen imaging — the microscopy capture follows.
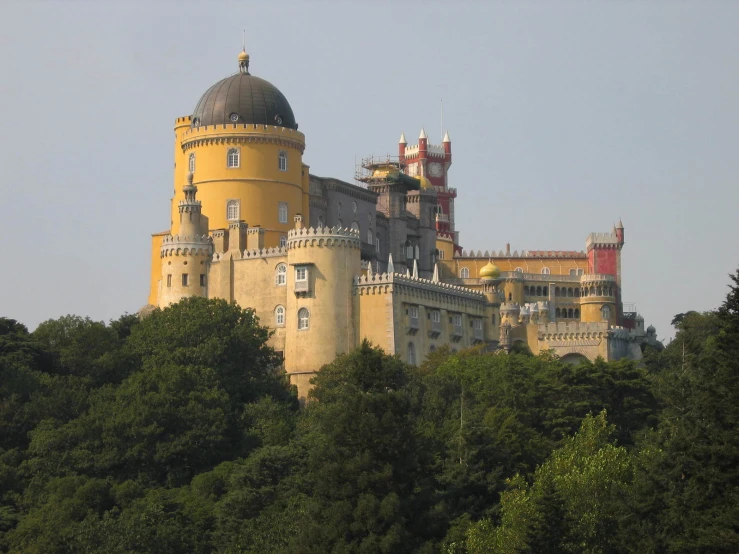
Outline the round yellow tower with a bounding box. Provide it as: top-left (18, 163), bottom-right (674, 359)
top-left (159, 173), bottom-right (212, 306)
top-left (284, 224), bottom-right (362, 402)
top-left (170, 49), bottom-right (308, 246)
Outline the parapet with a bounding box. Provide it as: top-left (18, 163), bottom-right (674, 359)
top-left (160, 233), bottom-right (212, 257)
top-left (586, 231), bottom-right (620, 249)
top-left (355, 270), bottom-right (486, 305)
top-left (287, 225), bottom-right (361, 249)
top-left (457, 249), bottom-right (586, 259)
top-left (180, 123), bottom-right (306, 153)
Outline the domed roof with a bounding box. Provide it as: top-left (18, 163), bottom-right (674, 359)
top-left (417, 175), bottom-right (434, 190)
top-left (191, 52), bottom-right (297, 129)
top-left (479, 261), bottom-right (501, 279)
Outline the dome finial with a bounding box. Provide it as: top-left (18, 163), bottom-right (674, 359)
top-left (238, 30), bottom-right (250, 74)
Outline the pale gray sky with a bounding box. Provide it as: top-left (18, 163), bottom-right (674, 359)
top-left (1, 1), bottom-right (737, 341)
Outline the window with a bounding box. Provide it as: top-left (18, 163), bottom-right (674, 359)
top-left (351, 221), bottom-right (360, 234)
top-left (514, 267), bottom-right (523, 273)
top-left (182, 273), bottom-right (189, 286)
top-left (474, 319), bottom-right (483, 331)
top-left (375, 237), bottom-right (380, 253)
top-left (569, 268), bottom-right (577, 276)
top-left (278, 151), bottom-right (288, 171)
top-left (226, 199), bottom-right (240, 221)
top-left (298, 308), bottom-right (310, 330)
top-left (167, 274), bottom-right (172, 287)
top-left (431, 311), bottom-right (441, 323)
top-left (296, 267), bottom-right (307, 282)
top-left (275, 305), bottom-right (285, 327)
top-left (491, 313), bottom-right (496, 325)
top-left (574, 309), bottom-right (580, 318)
top-left (275, 263), bottom-right (287, 286)
top-left (541, 267), bottom-right (551, 274)
top-left (367, 229), bottom-right (373, 245)
top-left (460, 267), bottom-right (470, 279)
top-left (453, 314), bottom-right (462, 327)
top-left (406, 244), bottom-right (414, 259)
top-left (188, 153), bottom-right (195, 173)
top-left (408, 342), bottom-right (416, 365)
top-left (438, 250), bottom-right (445, 260)
top-left (200, 274), bottom-right (206, 286)
top-left (601, 305), bottom-right (611, 321)
top-left (227, 148), bottom-right (240, 168)
top-left (278, 202), bottom-right (288, 224)
top-left (279, 235), bottom-right (287, 248)
top-left (409, 306), bottom-right (419, 319)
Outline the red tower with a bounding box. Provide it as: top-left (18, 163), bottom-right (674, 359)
top-left (400, 128), bottom-right (459, 252)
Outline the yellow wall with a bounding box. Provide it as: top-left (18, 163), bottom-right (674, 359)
top-left (172, 123), bottom-right (307, 240)
top-left (445, 257), bottom-right (589, 279)
top-left (148, 233), bottom-right (167, 305)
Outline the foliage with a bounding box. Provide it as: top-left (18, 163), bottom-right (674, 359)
top-left (2, 269), bottom-right (739, 552)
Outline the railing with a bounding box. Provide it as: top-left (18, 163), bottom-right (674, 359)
top-left (435, 213), bottom-right (450, 223)
top-left (499, 272), bottom-right (616, 283)
top-left (295, 280), bottom-right (309, 293)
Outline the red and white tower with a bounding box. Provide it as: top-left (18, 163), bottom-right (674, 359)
top-left (400, 128), bottom-right (459, 252)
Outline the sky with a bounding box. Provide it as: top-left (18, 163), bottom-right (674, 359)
top-left (1, 1), bottom-right (737, 341)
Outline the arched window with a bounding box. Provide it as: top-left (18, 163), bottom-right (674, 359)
top-left (278, 202), bottom-right (288, 224)
top-left (536, 286), bottom-right (542, 296)
top-left (375, 235), bottom-right (380, 253)
top-left (367, 229), bottom-right (373, 245)
top-left (460, 267), bottom-right (470, 279)
top-left (568, 308), bottom-right (574, 318)
top-left (279, 235), bottom-right (287, 248)
top-left (541, 267), bottom-right (551, 275)
top-left (298, 308), bottom-right (310, 330)
top-left (275, 305), bottom-right (285, 327)
top-left (227, 148), bottom-right (240, 168)
top-left (408, 342), bottom-right (416, 365)
top-left (543, 286), bottom-right (548, 296)
top-left (601, 305), bottom-right (611, 321)
top-left (278, 151), bottom-right (288, 172)
top-left (555, 287), bottom-right (560, 297)
top-left (275, 263), bottom-right (287, 286)
top-left (574, 287), bottom-right (580, 297)
top-left (188, 152), bottom-right (195, 173)
top-left (556, 308), bottom-right (562, 318)
top-left (508, 292), bottom-right (512, 301)
top-left (574, 309), bottom-right (580, 319)
top-left (226, 199), bottom-right (240, 221)
top-left (524, 285), bottom-right (530, 295)
top-left (406, 243), bottom-right (413, 259)
top-left (351, 221), bottom-right (360, 233)
top-left (514, 267), bottom-right (523, 273)
top-left (414, 245), bottom-right (420, 259)
top-left (567, 288), bottom-right (573, 297)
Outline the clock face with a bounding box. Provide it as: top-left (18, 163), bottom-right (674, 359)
top-left (427, 163), bottom-right (443, 178)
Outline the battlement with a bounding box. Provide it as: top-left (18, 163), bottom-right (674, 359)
top-left (457, 249), bottom-right (587, 259)
top-left (287, 225), bottom-right (361, 249)
top-left (586, 231), bottom-right (619, 249)
top-left (538, 321), bottom-right (610, 339)
top-left (403, 143), bottom-right (446, 158)
top-left (160, 234), bottom-right (212, 257)
top-left (212, 246), bottom-right (287, 263)
top-left (355, 271), bottom-right (486, 303)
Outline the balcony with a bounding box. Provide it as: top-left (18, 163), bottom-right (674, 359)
top-left (408, 316), bottom-right (419, 335)
top-left (429, 319), bottom-right (442, 338)
top-left (451, 324), bottom-right (463, 342)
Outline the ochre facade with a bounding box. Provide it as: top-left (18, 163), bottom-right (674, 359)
top-left (146, 50), bottom-right (661, 402)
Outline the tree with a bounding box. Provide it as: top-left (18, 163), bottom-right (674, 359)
top-left (467, 412), bottom-right (632, 554)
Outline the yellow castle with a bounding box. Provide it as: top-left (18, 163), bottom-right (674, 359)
top-left (146, 49), bottom-right (660, 401)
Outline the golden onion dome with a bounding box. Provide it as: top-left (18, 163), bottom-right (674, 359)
top-left (238, 50), bottom-right (250, 62)
top-left (417, 175), bottom-right (434, 190)
top-left (479, 261), bottom-right (501, 279)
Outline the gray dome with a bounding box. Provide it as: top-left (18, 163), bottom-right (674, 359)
top-left (191, 73), bottom-right (297, 129)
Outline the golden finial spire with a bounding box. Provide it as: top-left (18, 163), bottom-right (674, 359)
top-left (238, 29), bottom-right (250, 74)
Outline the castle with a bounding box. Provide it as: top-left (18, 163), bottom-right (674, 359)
top-left (146, 49), bottom-right (661, 401)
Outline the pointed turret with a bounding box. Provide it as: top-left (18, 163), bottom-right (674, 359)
top-left (178, 172), bottom-right (205, 237)
top-left (432, 263), bottom-right (440, 282)
top-left (419, 128), bottom-right (427, 139)
top-left (367, 261), bottom-right (373, 278)
top-left (399, 132), bottom-right (407, 144)
top-left (442, 131), bottom-right (450, 143)
top-left (387, 254), bottom-right (394, 274)
top-left (398, 132), bottom-right (407, 158)
top-left (615, 219), bottom-right (625, 245)
top-left (412, 259), bottom-right (419, 279)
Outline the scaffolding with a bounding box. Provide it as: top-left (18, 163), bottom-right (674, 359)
top-left (355, 155), bottom-right (418, 189)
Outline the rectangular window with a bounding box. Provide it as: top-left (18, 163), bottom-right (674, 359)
top-left (167, 274), bottom-right (172, 287)
top-left (409, 306), bottom-right (419, 319)
top-left (431, 311), bottom-right (440, 323)
top-left (278, 202), bottom-right (288, 224)
top-left (453, 314), bottom-right (462, 327)
top-left (182, 273), bottom-right (189, 286)
top-left (296, 267), bottom-right (307, 281)
top-left (200, 274), bottom-right (206, 286)
top-left (438, 250), bottom-right (445, 260)
top-left (375, 238), bottom-right (380, 253)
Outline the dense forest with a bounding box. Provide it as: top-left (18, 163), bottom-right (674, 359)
top-left (1, 269), bottom-right (738, 553)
